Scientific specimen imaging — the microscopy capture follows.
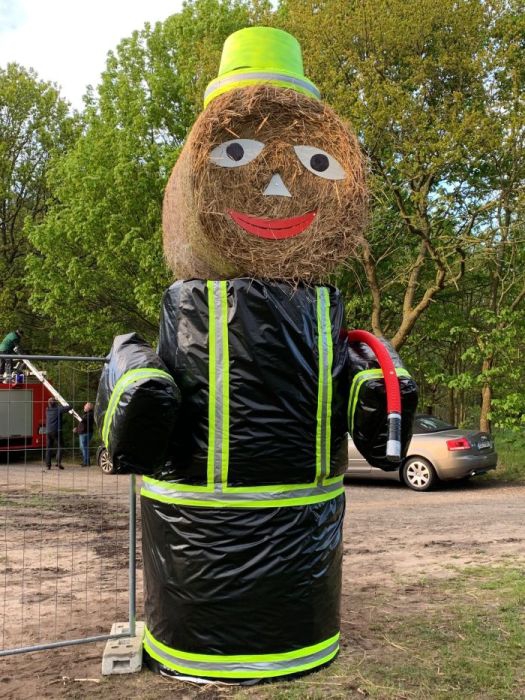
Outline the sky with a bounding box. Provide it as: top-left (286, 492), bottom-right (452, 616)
top-left (0, 0), bottom-right (183, 109)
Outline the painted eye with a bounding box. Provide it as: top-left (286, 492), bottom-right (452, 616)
top-left (210, 139), bottom-right (264, 168)
top-left (293, 146), bottom-right (346, 180)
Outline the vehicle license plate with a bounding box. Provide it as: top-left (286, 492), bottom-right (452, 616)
top-left (478, 438), bottom-right (491, 450)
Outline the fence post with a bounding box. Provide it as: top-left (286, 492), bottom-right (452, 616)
top-left (129, 474), bottom-right (137, 638)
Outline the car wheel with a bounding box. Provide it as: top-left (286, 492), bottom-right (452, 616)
top-left (401, 457), bottom-right (437, 492)
top-left (97, 446), bottom-right (115, 475)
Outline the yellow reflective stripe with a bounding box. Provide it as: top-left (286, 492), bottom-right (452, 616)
top-left (348, 367), bottom-right (410, 434)
top-left (315, 290), bottom-right (324, 481)
top-left (142, 475), bottom-right (343, 493)
top-left (140, 486), bottom-right (344, 509)
top-left (207, 281), bottom-right (230, 491)
top-left (324, 290), bottom-right (333, 479)
top-left (316, 287), bottom-right (333, 482)
top-left (102, 368), bottom-right (175, 448)
top-left (144, 627), bottom-right (339, 677)
top-left (141, 475), bottom-right (344, 500)
top-left (145, 627), bottom-right (339, 663)
top-left (206, 281), bottom-right (216, 487)
top-left (220, 282), bottom-right (229, 485)
top-left (144, 645), bottom-right (338, 678)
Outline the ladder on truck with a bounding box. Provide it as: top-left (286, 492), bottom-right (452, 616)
top-left (20, 358), bottom-right (82, 422)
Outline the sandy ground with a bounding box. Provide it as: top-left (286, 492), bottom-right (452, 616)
top-left (0, 463), bottom-right (524, 699)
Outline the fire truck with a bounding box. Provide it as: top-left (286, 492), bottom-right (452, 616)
top-left (0, 359), bottom-right (81, 454)
top-left (0, 377), bottom-right (52, 452)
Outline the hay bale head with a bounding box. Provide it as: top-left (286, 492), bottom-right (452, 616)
top-left (163, 84), bottom-right (367, 281)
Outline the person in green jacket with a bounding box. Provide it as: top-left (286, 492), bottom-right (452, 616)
top-left (0, 329), bottom-right (23, 379)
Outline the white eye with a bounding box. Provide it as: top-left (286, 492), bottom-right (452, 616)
top-left (293, 145), bottom-right (346, 180)
top-left (209, 139), bottom-right (264, 168)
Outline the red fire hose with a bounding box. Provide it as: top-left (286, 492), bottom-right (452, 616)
top-left (347, 329), bottom-right (402, 461)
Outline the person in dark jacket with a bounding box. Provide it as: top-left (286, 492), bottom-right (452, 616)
top-left (45, 397), bottom-right (71, 470)
top-left (0, 329), bottom-right (23, 379)
top-left (74, 402), bottom-right (94, 466)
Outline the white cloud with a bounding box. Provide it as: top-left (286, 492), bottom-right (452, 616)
top-left (0, 0), bottom-right (182, 108)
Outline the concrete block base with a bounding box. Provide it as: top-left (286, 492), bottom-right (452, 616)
top-left (101, 621), bottom-right (145, 675)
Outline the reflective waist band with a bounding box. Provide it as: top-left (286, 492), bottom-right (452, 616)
top-left (144, 627), bottom-right (339, 678)
top-left (140, 475), bottom-right (344, 508)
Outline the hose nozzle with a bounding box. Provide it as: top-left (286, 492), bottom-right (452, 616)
top-left (387, 412), bottom-right (402, 462)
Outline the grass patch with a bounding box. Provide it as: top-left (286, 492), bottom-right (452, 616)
top-left (490, 430), bottom-right (525, 482)
top-left (234, 566), bottom-right (524, 699)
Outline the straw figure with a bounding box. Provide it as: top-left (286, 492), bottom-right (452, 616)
top-left (96, 27), bottom-right (417, 683)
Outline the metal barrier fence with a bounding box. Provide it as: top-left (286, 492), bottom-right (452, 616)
top-left (0, 354), bottom-right (138, 658)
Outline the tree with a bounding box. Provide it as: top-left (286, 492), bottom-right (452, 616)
top-left (280, 0), bottom-right (513, 349)
top-left (0, 63), bottom-right (77, 348)
top-left (27, 0), bottom-right (266, 354)
top-left (468, 3), bottom-right (525, 431)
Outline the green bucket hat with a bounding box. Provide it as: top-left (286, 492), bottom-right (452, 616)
top-left (204, 26), bottom-right (320, 108)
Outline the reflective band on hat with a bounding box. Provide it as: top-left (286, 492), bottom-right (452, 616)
top-left (102, 368), bottom-right (176, 449)
top-left (144, 626), bottom-right (339, 678)
top-left (348, 367), bottom-right (411, 434)
top-left (204, 71), bottom-right (321, 107)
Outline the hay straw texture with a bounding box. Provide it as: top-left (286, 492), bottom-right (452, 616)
top-left (163, 85), bottom-right (367, 282)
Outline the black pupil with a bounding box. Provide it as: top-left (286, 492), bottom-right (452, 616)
top-left (310, 153), bottom-right (329, 172)
top-left (226, 143), bottom-right (244, 161)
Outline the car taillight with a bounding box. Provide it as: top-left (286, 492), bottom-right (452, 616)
top-left (446, 437), bottom-right (471, 451)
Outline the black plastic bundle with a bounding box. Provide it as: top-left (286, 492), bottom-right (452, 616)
top-left (95, 332), bottom-right (181, 474)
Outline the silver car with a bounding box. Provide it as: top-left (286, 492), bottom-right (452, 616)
top-left (347, 414), bottom-right (497, 491)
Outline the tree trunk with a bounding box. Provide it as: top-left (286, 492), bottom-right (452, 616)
top-left (448, 387), bottom-right (455, 426)
top-left (479, 356), bottom-right (493, 433)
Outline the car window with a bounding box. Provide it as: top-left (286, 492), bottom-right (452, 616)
top-left (414, 415), bottom-right (455, 433)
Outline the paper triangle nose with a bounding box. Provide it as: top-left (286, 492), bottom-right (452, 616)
top-left (263, 174), bottom-right (292, 197)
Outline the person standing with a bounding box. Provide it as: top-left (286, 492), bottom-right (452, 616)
top-left (45, 397), bottom-right (71, 470)
top-left (74, 402), bottom-right (94, 466)
top-left (0, 329), bottom-right (23, 379)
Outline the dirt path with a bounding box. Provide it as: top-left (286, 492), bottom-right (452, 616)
top-left (1, 468), bottom-right (523, 699)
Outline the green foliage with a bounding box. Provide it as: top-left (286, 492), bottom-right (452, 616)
top-left (279, 0), bottom-right (525, 428)
top-left (491, 429), bottom-right (525, 480)
top-left (6, 0), bottom-right (525, 429)
top-left (0, 63), bottom-right (78, 350)
top-left (26, 0), bottom-right (261, 354)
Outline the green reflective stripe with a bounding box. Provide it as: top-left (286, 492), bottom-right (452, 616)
top-left (140, 490), bottom-right (344, 508)
top-left (145, 626), bottom-right (338, 662)
top-left (144, 627), bottom-right (339, 678)
top-left (316, 287), bottom-right (333, 482)
top-left (220, 282), bottom-right (229, 485)
top-left (348, 367), bottom-right (411, 434)
top-left (102, 368), bottom-right (175, 448)
top-left (140, 477), bottom-right (344, 508)
top-left (207, 281), bottom-right (230, 490)
top-left (206, 281), bottom-right (216, 487)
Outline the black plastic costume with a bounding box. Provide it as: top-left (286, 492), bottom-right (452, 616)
top-left (95, 278), bottom-right (417, 681)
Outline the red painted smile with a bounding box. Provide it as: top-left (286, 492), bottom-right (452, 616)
top-left (228, 209), bottom-right (317, 239)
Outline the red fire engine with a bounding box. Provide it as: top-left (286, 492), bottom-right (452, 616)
top-left (0, 376), bottom-right (52, 452)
